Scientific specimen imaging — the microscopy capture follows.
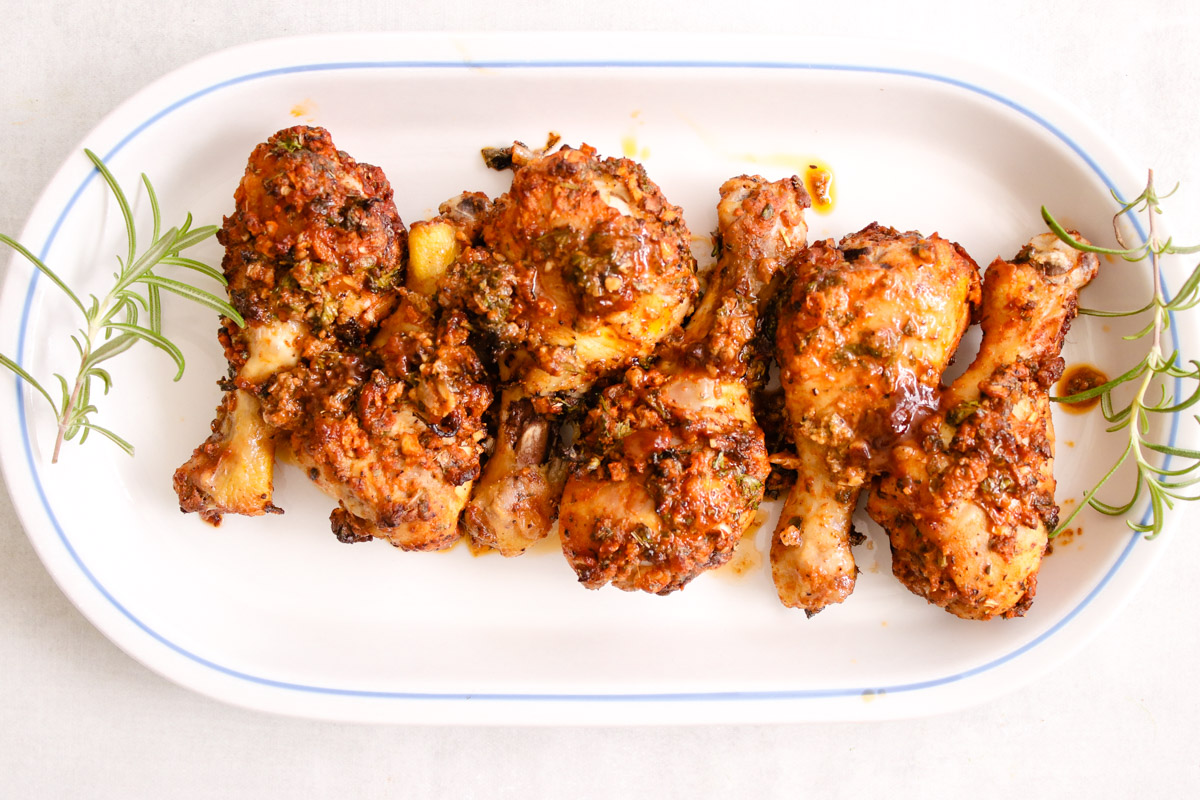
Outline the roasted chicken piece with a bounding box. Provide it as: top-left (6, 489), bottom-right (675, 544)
top-left (559, 176), bottom-right (809, 593)
top-left (175, 126), bottom-right (404, 523)
top-left (867, 232), bottom-right (1099, 619)
top-left (772, 223), bottom-right (981, 615)
top-left (441, 142), bottom-right (699, 556)
top-left (263, 293), bottom-right (491, 550)
top-left (174, 126), bottom-right (491, 550)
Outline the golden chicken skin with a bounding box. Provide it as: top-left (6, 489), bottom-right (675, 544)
top-left (559, 176), bottom-right (810, 593)
top-left (441, 142), bottom-right (699, 556)
top-left (867, 232), bottom-right (1099, 619)
top-left (772, 223), bottom-right (981, 615)
top-left (175, 126), bottom-right (491, 550)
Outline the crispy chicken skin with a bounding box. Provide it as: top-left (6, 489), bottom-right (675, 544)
top-left (442, 142), bottom-right (699, 556)
top-left (559, 176), bottom-right (809, 593)
top-left (772, 223), bottom-right (981, 614)
top-left (174, 126), bottom-right (491, 549)
top-left (867, 233), bottom-right (1098, 619)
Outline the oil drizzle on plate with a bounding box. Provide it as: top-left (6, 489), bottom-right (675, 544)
top-left (715, 509), bottom-right (768, 580)
top-left (1056, 363), bottom-right (1108, 414)
top-left (290, 99), bottom-right (318, 122)
top-left (803, 160), bottom-right (835, 214)
top-left (622, 109), bottom-right (651, 161)
top-left (621, 134), bottom-right (651, 161)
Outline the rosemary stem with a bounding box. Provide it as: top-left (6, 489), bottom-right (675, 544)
top-left (1130, 357), bottom-right (1156, 460)
top-left (1147, 169), bottom-right (1164, 363)
top-left (52, 311), bottom-right (104, 464)
top-left (52, 363), bottom-right (88, 464)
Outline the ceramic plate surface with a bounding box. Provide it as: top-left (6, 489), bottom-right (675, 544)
top-left (0, 33), bottom-right (1189, 724)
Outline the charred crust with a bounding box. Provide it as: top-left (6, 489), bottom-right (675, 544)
top-left (481, 145), bottom-right (517, 171)
top-left (330, 508), bottom-right (375, 543)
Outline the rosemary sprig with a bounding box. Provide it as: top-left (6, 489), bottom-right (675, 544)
top-left (0, 149), bottom-right (243, 463)
top-left (1044, 170), bottom-right (1200, 538)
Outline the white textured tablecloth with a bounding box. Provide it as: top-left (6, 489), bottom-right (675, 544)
top-left (3, 2), bottom-right (1198, 796)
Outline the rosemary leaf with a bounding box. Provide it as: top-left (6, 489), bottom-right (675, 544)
top-left (1079, 302), bottom-right (1156, 318)
top-left (78, 422), bottom-right (135, 455)
top-left (140, 274), bottom-right (243, 324)
top-left (113, 226), bottom-right (180, 293)
top-left (0, 233), bottom-right (87, 314)
top-left (102, 322), bottom-right (186, 380)
top-left (0, 353), bottom-right (56, 409)
top-left (1141, 441), bottom-right (1200, 460)
top-left (84, 149), bottom-right (136, 268)
top-left (90, 367), bottom-right (114, 395)
top-left (160, 256), bottom-right (227, 285)
top-left (142, 172), bottom-right (162, 243)
top-left (84, 332), bottom-right (138, 367)
top-left (170, 224), bottom-right (220, 253)
top-left (1040, 206), bottom-right (1140, 256)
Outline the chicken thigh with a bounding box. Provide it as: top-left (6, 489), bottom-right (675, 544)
top-left (559, 176), bottom-right (810, 593)
top-left (772, 223), bottom-right (980, 614)
top-left (867, 232), bottom-right (1098, 619)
